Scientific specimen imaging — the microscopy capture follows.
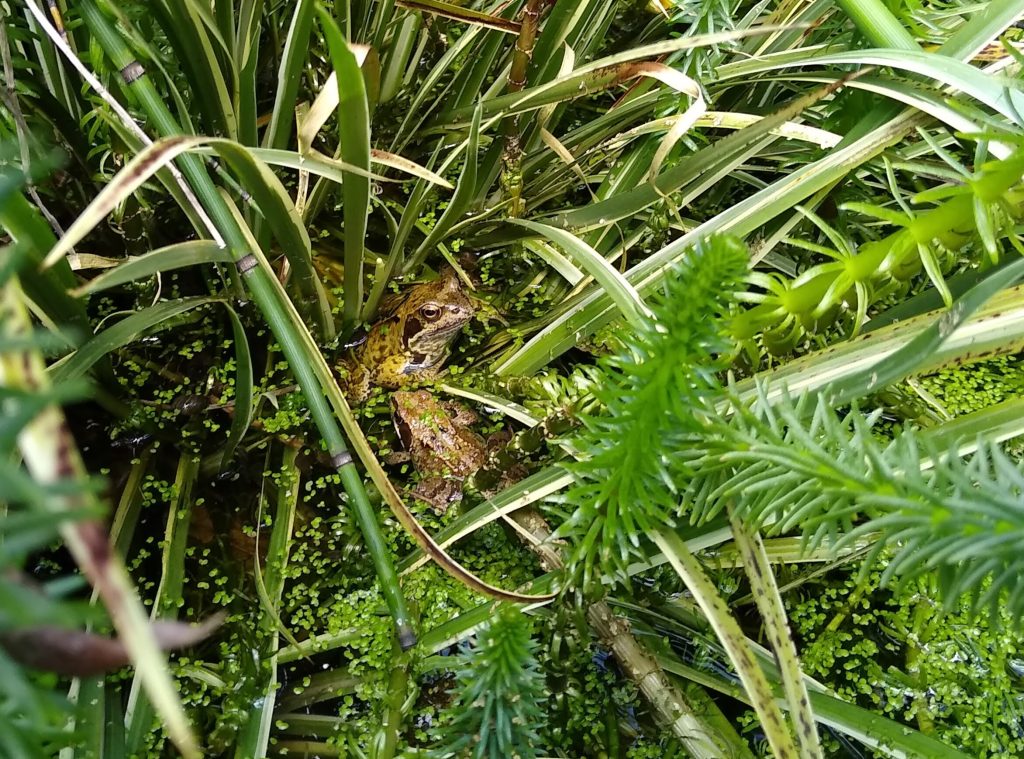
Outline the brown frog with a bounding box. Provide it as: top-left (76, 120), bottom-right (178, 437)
top-left (390, 390), bottom-right (488, 513)
top-left (340, 270), bottom-right (475, 402)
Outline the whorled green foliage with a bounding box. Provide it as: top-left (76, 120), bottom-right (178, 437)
top-left (734, 148), bottom-right (1024, 360)
top-left (558, 235), bottom-right (749, 587)
top-left (432, 604), bottom-right (545, 759)
top-left (685, 386), bottom-right (1024, 620)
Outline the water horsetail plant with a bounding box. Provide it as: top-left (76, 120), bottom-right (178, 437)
top-left (431, 604), bottom-right (545, 759)
top-left (557, 236), bottom-right (819, 758)
top-left (559, 235), bottom-right (750, 589)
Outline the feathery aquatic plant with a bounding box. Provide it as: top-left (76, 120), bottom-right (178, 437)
top-left (433, 604), bottom-right (545, 759)
top-left (558, 235), bottom-right (749, 588)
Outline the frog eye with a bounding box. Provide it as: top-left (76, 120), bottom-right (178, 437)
top-left (420, 304), bottom-right (442, 321)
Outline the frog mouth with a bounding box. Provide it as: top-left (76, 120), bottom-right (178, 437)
top-left (431, 321), bottom-right (469, 336)
top-left (414, 321), bottom-right (469, 345)
top-left (403, 351), bottom-right (447, 373)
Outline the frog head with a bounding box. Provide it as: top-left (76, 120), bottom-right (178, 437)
top-left (397, 270), bottom-right (475, 367)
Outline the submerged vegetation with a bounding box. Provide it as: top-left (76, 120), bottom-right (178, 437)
top-left (4, 0), bottom-right (1024, 756)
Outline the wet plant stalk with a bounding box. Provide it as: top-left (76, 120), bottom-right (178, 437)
top-left (504, 509), bottom-right (739, 757)
top-left (500, 0), bottom-right (547, 218)
top-left (124, 450), bottom-right (198, 752)
top-left (79, 0), bottom-right (416, 648)
top-left (235, 445), bottom-right (300, 758)
top-left (376, 643), bottom-right (414, 759)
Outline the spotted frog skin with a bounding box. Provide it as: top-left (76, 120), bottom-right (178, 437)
top-left (390, 390), bottom-right (488, 513)
top-left (341, 270), bottom-right (474, 402)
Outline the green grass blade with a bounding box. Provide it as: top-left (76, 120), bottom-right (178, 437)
top-left (379, 11), bottom-right (420, 104)
top-left (201, 145), bottom-right (449, 187)
top-left (528, 0), bottom-right (590, 87)
top-left (444, 27), bottom-right (791, 124)
top-left (124, 451), bottom-right (199, 754)
top-left (396, 0), bottom-right (519, 33)
top-left (149, 0), bottom-right (236, 137)
top-left (389, 12), bottom-right (492, 152)
top-left (553, 79), bottom-right (842, 232)
top-left (406, 107), bottom-right (481, 272)
top-left (204, 140), bottom-right (334, 340)
top-left (495, 110), bottom-right (924, 376)
top-left (371, 149), bottom-right (454, 188)
top-left (782, 74), bottom-right (1007, 156)
top-left (652, 529), bottom-right (799, 759)
top-left (826, 257), bottom-right (1024, 406)
top-left (658, 655), bottom-right (973, 759)
top-left (39, 136), bottom-right (227, 269)
top-left (233, 446), bottom-right (299, 758)
top-left (720, 48), bottom-right (1024, 124)
top-left (398, 465), bottom-right (572, 574)
top-left (940, 0), bottom-right (1024, 61)
top-left (921, 396), bottom-right (1024, 457)
top-left (263, 0), bottom-right (317, 149)
top-left (49, 296), bottom-right (222, 384)
top-left (0, 192), bottom-right (88, 332)
top-left (506, 219), bottom-right (649, 326)
top-left (220, 305), bottom-right (254, 469)
top-left (727, 517), bottom-right (822, 759)
top-left (318, 9), bottom-right (371, 330)
top-left (40, 133), bottom-right (333, 341)
top-left (233, 0), bottom-right (264, 146)
top-left (1, 269), bottom-right (200, 758)
top-left (19, 4), bottom-right (80, 120)
top-left (72, 241), bottom-right (232, 297)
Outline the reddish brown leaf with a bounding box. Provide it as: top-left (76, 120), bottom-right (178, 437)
top-left (0, 613), bottom-right (225, 677)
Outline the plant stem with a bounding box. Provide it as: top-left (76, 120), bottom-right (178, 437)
top-left (375, 644), bottom-right (414, 759)
top-left (500, 0), bottom-right (547, 218)
top-left (78, 0), bottom-right (415, 649)
top-left (234, 446), bottom-right (301, 757)
top-left (833, 0), bottom-right (917, 49)
top-left (586, 601), bottom-right (747, 759)
top-left (503, 508), bottom-right (738, 757)
top-left (125, 450), bottom-right (199, 753)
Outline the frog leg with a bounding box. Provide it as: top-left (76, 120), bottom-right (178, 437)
top-left (338, 359), bottom-right (372, 403)
top-left (441, 398), bottom-right (479, 426)
top-left (373, 353), bottom-right (444, 388)
top-left (412, 476), bottom-right (463, 515)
